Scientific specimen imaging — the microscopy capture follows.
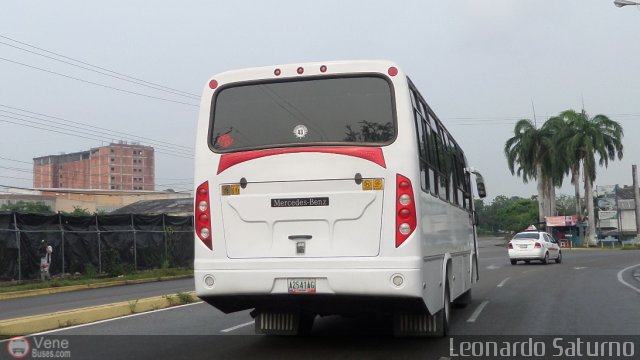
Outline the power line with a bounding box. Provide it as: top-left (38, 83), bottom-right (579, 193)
top-left (0, 34), bottom-right (199, 99)
top-left (0, 105), bottom-right (194, 154)
top-left (0, 40), bottom-right (200, 100)
top-left (0, 183), bottom-right (191, 195)
top-left (0, 57), bottom-right (199, 107)
top-left (0, 116), bottom-right (193, 159)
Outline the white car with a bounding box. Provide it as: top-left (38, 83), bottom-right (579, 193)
top-left (507, 231), bottom-right (562, 265)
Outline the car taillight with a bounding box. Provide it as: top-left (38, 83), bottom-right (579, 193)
top-left (195, 181), bottom-right (212, 250)
top-left (396, 174), bottom-right (416, 248)
top-left (507, 243), bottom-right (513, 249)
top-left (534, 242), bottom-right (541, 248)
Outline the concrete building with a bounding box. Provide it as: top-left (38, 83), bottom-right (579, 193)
top-left (596, 185), bottom-right (638, 239)
top-left (0, 188), bottom-right (190, 214)
top-left (33, 142), bottom-right (154, 191)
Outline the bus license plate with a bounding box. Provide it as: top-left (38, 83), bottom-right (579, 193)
top-left (287, 278), bottom-right (316, 293)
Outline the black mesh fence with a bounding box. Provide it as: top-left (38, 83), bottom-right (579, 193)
top-left (0, 212), bottom-right (194, 281)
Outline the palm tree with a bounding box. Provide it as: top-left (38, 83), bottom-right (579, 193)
top-left (539, 116), bottom-right (571, 217)
top-left (504, 119), bottom-right (556, 224)
top-left (547, 115), bottom-right (583, 221)
top-left (558, 110), bottom-right (624, 245)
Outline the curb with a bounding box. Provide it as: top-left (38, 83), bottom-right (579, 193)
top-left (0, 275), bottom-right (193, 301)
top-left (0, 291), bottom-right (198, 336)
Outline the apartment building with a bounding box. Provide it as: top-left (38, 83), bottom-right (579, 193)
top-left (33, 142), bottom-right (155, 191)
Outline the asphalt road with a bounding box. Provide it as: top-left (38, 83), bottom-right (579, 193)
top-left (0, 278), bottom-right (194, 320)
top-left (8, 239), bottom-right (640, 359)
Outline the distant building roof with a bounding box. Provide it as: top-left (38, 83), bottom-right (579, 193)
top-left (618, 186), bottom-right (639, 200)
top-left (110, 198), bottom-right (193, 215)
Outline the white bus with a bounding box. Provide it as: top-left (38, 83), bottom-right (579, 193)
top-left (194, 60), bottom-right (487, 336)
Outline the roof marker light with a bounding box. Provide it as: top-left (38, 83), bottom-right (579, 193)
top-left (388, 67), bottom-right (398, 77)
top-left (274, 68), bottom-right (281, 76)
top-left (209, 79), bottom-right (218, 89)
top-left (297, 67), bottom-right (304, 75)
top-left (320, 65), bottom-right (327, 73)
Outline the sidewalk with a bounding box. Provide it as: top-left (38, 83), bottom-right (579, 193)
top-left (0, 291), bottom-right (198, 337)
top-left (0, 274), bottom-right (193, 300)
top-left (0, 276), bottom-right (197, 337)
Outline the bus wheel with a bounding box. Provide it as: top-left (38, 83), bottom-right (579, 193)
top-left (297, 313), bottom-right (315, 336)
top-left (439, 282), bottom-right (451, 336)
top-left (453, 288), bottom-right (472, 308)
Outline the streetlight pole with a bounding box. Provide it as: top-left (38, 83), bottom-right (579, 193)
top-left (614, 0), bottom-right (640, 7)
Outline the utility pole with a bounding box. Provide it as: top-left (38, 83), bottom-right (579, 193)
top-left (633, 165), bottom-right (640, 238)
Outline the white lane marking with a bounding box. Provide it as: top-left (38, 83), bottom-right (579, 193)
top-left (220, 320), bottom-right (255, 333)
top-left (23, 301), bottom-right (204, 337)
top-left (573, 266), bottom-right (587, 270)
top-left (496, 277), bottom-right (511, 288)
top-left (486, 264), bottom-right (500, 270)
top-left (617, 263), bottom-right (640, 294)
top-left (466, 300), bottom-right (489, 322)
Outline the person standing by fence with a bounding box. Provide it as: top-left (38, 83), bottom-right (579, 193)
top-left (39, 239), bottom-right (52, 281)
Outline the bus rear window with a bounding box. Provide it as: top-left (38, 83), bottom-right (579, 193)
top-left (210, 76), bottom-right (395, 152)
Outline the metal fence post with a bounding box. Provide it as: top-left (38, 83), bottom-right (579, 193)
top-left (162, 213), bottom-right (167, 264)
top-left (96, 214), bottom-right (101, 274)
top-left (13, 212), bottom-right (21, 282)
top-left (131, 214), bottom-right (137, 271)
top-left (58, 212), bottom-right (65, 274)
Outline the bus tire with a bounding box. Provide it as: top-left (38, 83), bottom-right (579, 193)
top-left (433, 282), bottom-right (451, 337)
top-left (297, 313), bottom-right (315, 336)
top-left (453, 288), bottom-right (472, 308)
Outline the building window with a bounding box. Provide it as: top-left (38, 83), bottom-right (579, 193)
top-left (110, 149), bottom-right (114, 153)
top-left (110, 167), bottom-right (115, 171)
top-left (110, 158), bottom-right (115, 162)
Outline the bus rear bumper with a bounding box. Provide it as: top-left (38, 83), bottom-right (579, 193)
top-left (195, 268), bottom-right (425, 313)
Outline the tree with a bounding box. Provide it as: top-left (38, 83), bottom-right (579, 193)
top-left (504, 119), bottom-right (556, 223)
top-left (475, 196), bottom-right (538, 234)
top-left (0, 201), bottom-right (54, 214)
top-left (557, 110), bottom-right (624, 245)
top-left (556, 194), bottom-right (578, 216)
top-left (62, 206), bottom-right (92, 216)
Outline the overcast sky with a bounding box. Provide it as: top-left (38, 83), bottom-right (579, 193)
top-left (1, 0), bottom-right (639, 201)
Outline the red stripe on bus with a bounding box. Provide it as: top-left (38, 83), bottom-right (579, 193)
top-left (217, 147), bottom-right (386, 174)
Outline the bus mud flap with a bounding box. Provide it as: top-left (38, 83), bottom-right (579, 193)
top-left (255, 311), bottom-right (300, 335)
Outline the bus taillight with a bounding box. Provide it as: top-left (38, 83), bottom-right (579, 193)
top-left (195, 181), bottom-right (213, 250)
top-left (396, 174), bottom-right (416, 248)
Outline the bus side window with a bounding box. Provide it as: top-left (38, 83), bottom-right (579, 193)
top-left (413, 108), bottom-right (428, 192)
top-left (428, 117), bottom-right (440, 197)
top-left (435, 125), bottom-right (449, 202)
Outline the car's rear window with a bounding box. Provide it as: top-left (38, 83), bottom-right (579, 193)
top-left (513, 233), bottom-right (540, 240)
top-left (210, 76), bottom-right (395, 152)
